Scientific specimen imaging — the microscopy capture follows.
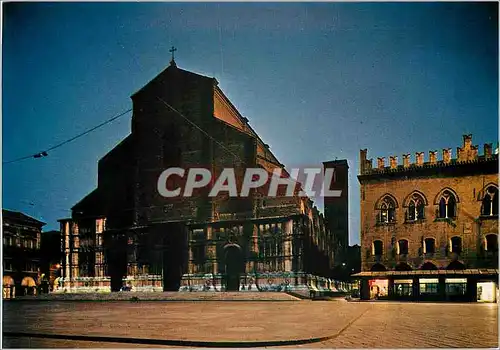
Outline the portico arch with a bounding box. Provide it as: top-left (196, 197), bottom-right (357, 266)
top-left (371, 263), bottom-right (387, 272)
top-left (446, 260), bottom-right (466, 270)
top-left (421, 262), bottom-right (438, 270)
top-left (395, 262), bottom-right (412, 271)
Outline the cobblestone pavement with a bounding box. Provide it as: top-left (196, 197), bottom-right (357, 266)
top-left (3, 301), bottom-right (498, 348)
top-left (3, 300), bottom-right (368, 342)
top-left (275, 302), bottom-right (499, 349)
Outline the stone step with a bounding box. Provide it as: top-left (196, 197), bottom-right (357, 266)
top-left (13, 291), bottom-right (302, 301)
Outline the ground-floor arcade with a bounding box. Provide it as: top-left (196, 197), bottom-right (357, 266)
top-left (355, 269), bottom-right (499, 302)
top-left (2, 275), bottom-right (39, 299)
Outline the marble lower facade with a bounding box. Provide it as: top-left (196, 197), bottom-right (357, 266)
top-left (179, 271), bottom-right (349, 293)
top-left (54, 272), bottom-right (350, 294)
top-left (56, 275), bottom-right (164, 293)
top-left (59, 213), bottom-right (339, 294)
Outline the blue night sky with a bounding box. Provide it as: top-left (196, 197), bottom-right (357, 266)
top-left (3, 2), bottom-right (498, 245)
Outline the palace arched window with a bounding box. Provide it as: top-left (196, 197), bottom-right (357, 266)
top-left (406, 193), bottom-right (426, 221)
top-left (485, 234), bottom-right (498, 252)
top-left (481, 186), bottom-right (498, 216)
top-left (423, 238), bottom-right (435, 254)
top-left (372, 240), bottom-right (383, 256)
top-left (437, 190), bottom-right (457, 219)
top-left (397, 239), bottom-right (409, 255)
top-left (376, 195), bottom-right (397, 223)
top-left (450, 236), bottom-right (462, 255)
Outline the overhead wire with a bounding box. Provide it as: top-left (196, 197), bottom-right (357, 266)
top-left (3, 108), bottom-right (132, 165)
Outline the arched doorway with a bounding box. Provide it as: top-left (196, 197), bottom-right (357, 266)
top-left (224, 244), bottom-right (243, 291)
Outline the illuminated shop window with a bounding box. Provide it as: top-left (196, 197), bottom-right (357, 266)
top-left (445, 278), bottom-right (467, 295)
top-left (394, 279), bottom-right (413, 297)
top-left (369, 279), bottom-right (388, 299)
top-left (477, 282), bottom-right (497, 302)
top-left (419, 278), bottom-right (439, 294)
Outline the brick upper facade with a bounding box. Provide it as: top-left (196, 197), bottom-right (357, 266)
top-left (358, 135), bottom-right (498, 272)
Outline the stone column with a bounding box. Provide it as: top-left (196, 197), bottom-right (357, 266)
top-left (252, 224), bottom-right (259, 272)
top-left (388, 277), bottom-right (394, 298)
top-left (206, 226), bottom-right (217, 274)
top-left (360, 279), bottom-right (370, 300)
top-left (284, 220), bottom-right (293, 272)
top-left (63, 222), bottom-right (71, 289)
top-left (467, 276), bottom-right (477, 302)
top-left (188, 231), bottom-right (194, 274)
top-left (71, 222), bottom-right (79, 289)
top-left (412, 277), bottom-right (420, 301)
top-left (438, 276), bottom-right (446, 301)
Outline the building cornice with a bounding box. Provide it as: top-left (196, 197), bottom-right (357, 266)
top-left (358, 155), bottom-right (498, 182)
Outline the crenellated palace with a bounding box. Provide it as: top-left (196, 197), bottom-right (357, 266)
top-left (355, 134), bottom-right (498, 302)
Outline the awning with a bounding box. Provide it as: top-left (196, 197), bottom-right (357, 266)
top-left (21, 276), bottom-right (36, 287)
top-left (353, 269), bottom-right (499, 278)
top-left (3, 276), bottom-right (14, 286)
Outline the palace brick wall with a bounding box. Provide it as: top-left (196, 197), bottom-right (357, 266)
top-left (359, 135), bottom-right (498, 272)
top-left (360, 173), bottom-right (498, 270)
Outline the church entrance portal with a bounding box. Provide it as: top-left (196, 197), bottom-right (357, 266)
top-left (224, 244), bottom-right (243, 291)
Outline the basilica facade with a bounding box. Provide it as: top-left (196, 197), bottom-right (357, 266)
top-left (58, 59), bottom-right (339, 293)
